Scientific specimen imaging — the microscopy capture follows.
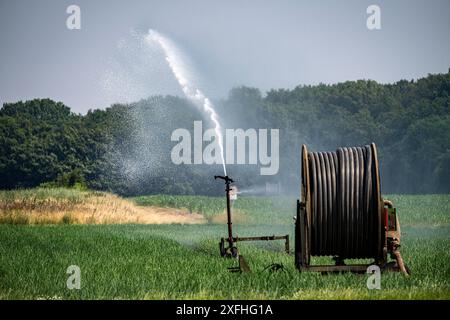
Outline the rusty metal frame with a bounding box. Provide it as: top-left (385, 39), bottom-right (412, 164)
top-left (216, 175), bottom-right (290, 258)
top-left (220, 235), bottom-right (290, 255)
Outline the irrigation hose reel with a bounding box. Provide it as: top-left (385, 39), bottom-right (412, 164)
top-left (296, 143), bottom-right (409, 275)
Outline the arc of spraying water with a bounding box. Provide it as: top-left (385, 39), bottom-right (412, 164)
top-left (146, 29), bottom-right (227, 176)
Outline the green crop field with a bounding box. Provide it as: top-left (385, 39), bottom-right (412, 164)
top-left (0, 190), bottom-right (449, 299)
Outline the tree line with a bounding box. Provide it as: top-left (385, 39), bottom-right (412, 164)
top-left (0, 70), bottom-right (449, 195)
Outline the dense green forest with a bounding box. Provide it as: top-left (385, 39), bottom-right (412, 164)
top-left (1, 70), bottom-right (449, 195)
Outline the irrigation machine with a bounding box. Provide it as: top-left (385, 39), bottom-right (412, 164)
top-left (215, 143), bottom-right (409, 275)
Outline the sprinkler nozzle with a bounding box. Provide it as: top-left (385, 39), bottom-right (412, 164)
top-left (214, 175), bottom-right (234, 183)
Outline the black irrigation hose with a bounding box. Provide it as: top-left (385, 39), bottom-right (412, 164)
top-left (308, 145), bottom-right (380, 259)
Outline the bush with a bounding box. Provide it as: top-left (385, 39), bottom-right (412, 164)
top-left (40, 169), bottom-right (87, 190)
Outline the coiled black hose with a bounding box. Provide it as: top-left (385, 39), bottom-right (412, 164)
top-left (308, 145), bottom-right (381, 259)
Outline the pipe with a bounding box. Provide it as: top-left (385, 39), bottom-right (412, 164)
top-left (392, 248), bottom-right (409, 276)
top-left (384, 199), bottom-right (393, 208)
top-left (225, 180), bottom-right (233, 247)
top-left (215, 175), bottom-right (235, 250)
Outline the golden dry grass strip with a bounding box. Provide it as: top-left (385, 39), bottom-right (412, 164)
top-left (0, 188), bottom-right (206, 225)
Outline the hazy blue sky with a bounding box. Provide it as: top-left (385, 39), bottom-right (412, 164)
top-left (1, 0), bottom-right (449, 113)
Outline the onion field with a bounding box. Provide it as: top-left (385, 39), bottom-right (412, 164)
top-left (0, 191), bottom-right (449, 299)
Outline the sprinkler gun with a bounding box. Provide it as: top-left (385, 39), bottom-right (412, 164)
top-left (214, 174), bottom-right (290, 270)
top-left (214, 175), bottom-right (237, 257)
top-left (214, 175), bottom-right (234, 183)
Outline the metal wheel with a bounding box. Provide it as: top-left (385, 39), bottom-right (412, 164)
top-left (219, 239), bottom-right (226, 257)
top-left (231, 246), bottom-right (238, 258)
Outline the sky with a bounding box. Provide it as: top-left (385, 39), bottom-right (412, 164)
top-left (0, 0), bottom-right (449, 113)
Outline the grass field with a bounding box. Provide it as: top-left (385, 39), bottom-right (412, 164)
top-left (0, 189), bottom-right (449, 299)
